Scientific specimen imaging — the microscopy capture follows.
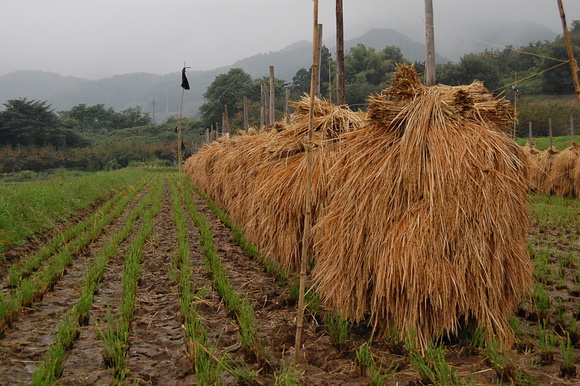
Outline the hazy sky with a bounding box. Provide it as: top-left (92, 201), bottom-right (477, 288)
top-left (1, 0), bottom-right (579, 79)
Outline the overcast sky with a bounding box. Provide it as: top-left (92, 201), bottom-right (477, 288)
top-left (1, 0), bottom-right (579, 79)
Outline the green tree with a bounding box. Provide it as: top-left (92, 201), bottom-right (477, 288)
top-left (436, 52), bottom-right (502, 92)
top-left (0, 98), bottom-right (85, 147)
top-left (291, 68), bottom-right (311, 99)
top-left (60, 104), bottom-right (151, 134)
top-left (199, 68), bottom-right (253, 127)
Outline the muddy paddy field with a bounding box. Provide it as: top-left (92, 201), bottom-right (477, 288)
top-left (0, 170), bottom-right (578, 385)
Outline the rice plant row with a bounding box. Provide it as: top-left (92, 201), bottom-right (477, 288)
top-left (0, 175), bottom-right (153, 336)
top-left (6, 174), bottom-right (151, 287)
top-left (97, 176), bottom-right (163, 384)
top-left (180, 177), bottom-right (267, 367)
top-left (168, 175), bottom-right (255, 385)
top-left (29, 176), bottom-right (161, 384)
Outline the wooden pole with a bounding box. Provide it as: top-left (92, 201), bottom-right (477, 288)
top-left (528, 122), bottom-right (533, 148)
top-left (285, 87), bottom-right (291, 125)
top-left (260, 83), bottom-right (266, 129)
top-left (424, 0), bottom-right (436, 86)
top-left (556, 0), bottom-right (580, 108)
top-left (336, 0), bottom-right (346, 105)
top-left (243, 96), bottom-right (249, 132)
top-left (316, 24), bottom-right (323, 98)
top-left (549, 117), bottom-right (553, 148)
top-left (178, 63), bottom-right (186, 172)
top-left (269, 66), bottom-right (276, 125)
top-left (295, 0), bottom-right (319, 365)
top-left (224, 104), bottom-right (230, 135)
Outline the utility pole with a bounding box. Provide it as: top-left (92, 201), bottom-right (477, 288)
top-left (556, 0), bottom-right (580, 108)
top-left (336, 0), bottom-right (346, 105)
top-left (424, 0), bottom-right (436, 86)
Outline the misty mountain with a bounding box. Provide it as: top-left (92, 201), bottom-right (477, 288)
top-left (437, 20), bottom-right (557, 61)
top-left (0, 23), bottom-right (558, 119)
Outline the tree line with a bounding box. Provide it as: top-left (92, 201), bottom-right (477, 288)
top-left (1, 20), bottom-right (578, 172)
top-left (0, 99), bottom-right (151, 148)
top-left (199, 20), bottom-right (580, 138)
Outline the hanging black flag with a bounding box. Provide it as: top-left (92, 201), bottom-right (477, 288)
top-left (181, 67), bottom-right (190, 90)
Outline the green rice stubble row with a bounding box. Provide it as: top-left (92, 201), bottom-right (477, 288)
top-left (181, 177), bottom-right (265, 366)
top-left (30, 175), bottom-right (160, 384)
top-left (7, 174), bottom-right (151, 287)
top-left (98, 176), bottom-right (163, 383)
top-left (0, 175), bottom-right (154, 336)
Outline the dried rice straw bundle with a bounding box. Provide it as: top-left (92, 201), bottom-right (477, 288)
top-left (520, 143), bottom-right (542, 192)
top-left (264, 96), bottom-right (366, 159)
top-left (240, 99), bottom-right (364, 270)
top-left (532, 147), bottom-right (560, 195)
top-left (548, 142), bottom-right (580, 197)
top-left (312, 65), bottom-right (532, 351)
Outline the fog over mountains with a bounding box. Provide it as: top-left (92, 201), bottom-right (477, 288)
top-left (0, 23), bottom-right (557, 121)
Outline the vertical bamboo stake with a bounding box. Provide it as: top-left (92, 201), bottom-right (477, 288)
top-left (243, 96), bottom-right (249, 132)
top-left (336, 0), bottom-right (346, 105)
top-left (295, 0), bottom-right (319, 365)
top-left (285, 87), bottom-right (291, 125)
top-left (260, 83), bottom-right (266, 129)
top-left (557, 0), bottom-right (580, 108)
top-left (178, 62), bottom-right (186, 173)
top-left (424, 0), bottom-right (436, 86)
top-left (549, 117), bottom-right (553, 148)
top-left (316, 24), bottom-right (323, 97)
top-left (224, 104), bottom-right (230, 135)
top-left (269, 66), bottom-right (276, 125)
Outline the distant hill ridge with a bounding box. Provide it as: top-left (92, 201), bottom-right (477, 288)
top-left (0, 24), bottom-right (557, 119)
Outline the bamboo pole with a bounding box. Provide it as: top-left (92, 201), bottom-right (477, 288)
top-left (556, 0), bottom-right (580, 108)
top-left (224, 104), bottom-right (230, 135)
top-left (295, 0), bottom-right (319, 365)
top-left (549, 117), bottom-right (553, 148)
top-left (243, 96), bottom-right (249, 132)
top-left (424, 0), bottom-right (436, 86)
top-left (178, 62), bottom-right (187, 173)
top-left (269, 66), bottom-right (276, 125)
top-left (260, 83), bottom-right (266, 129)
top-left (316, 24), bottom-right (323, 98)
top-left (336, 0), bottom-right (346, 105)
top-left (285, 87), bottom-right (291, 125)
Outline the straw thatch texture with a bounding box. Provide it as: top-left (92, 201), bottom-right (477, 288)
top-left (312, 65), bottom-right (532, 350)
top-left (548, 142), bottom-right (579, 197)
top-left (520, 144), bottom-right (541, 192)
top-left (533, 147), bottom-right (560, 195)
top-left (184, 97), bottom-right (365, 270)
